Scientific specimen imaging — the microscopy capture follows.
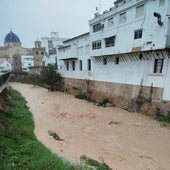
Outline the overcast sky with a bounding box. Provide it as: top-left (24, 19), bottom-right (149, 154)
top-left (0, 0), bottom-right (115, 48)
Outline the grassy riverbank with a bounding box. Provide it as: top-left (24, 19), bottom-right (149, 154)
top-left (0, 88), bottom-right (111, 170)
top-left (0, 88), bottom-right (83, 170)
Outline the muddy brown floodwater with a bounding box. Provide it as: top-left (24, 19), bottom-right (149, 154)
top-left (10, 82), bottom-right (170, 170)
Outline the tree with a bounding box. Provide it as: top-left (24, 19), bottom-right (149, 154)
top-left (26, 73), bottom-right (41, 87)
top-left (41, 59), bottom-right (61, 91)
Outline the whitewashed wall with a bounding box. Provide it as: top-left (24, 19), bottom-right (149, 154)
top-left (58, 33), bottom-right (91, 79)
top-left (58, 0), bottom-right (170, 101)
top-left (89, 0), bottom-right (169, 57)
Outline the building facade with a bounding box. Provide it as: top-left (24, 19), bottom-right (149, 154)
top-left (21, 55), bottom-right (34, 72)
top-left (32, 40), bottom-right (46, 67)
top-left (58, 0), bottom-right (170, 114)
top-left (40, 32), bottom-right (67, 67)
top-left (0, 31), bottom-right (48, 73)
top-left (41, 32), bottom-right (67, 55)
top-left (58, 32), bottom-right (90, 79)
top-left (0, 30), bottom-right (32, 72)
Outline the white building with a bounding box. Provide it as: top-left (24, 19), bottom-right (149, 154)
top-left (58, 32), bottom-right (90, 79)
top-left (42, 55), bottom-right (57, 66)
top-left (58, 0), bottom-right (170, 113)
top-left (41, 32), bottom-right (67, 55)
top-left (21, 55), bottom-right (34, 72)
top-left (0, 59), bottom-right (12, 72)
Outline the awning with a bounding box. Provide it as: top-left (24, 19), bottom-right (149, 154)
top-left (59, 57), bottom-right (78, 61)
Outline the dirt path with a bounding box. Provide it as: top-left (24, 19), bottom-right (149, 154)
top-left (10, 82), bottom-right (170, 170)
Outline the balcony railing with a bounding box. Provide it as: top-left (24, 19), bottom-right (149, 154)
top-left (0, 72), bottom-right (11, 93)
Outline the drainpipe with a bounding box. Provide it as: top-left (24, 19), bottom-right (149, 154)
top-left (153, 12), bottom-right (163, 26)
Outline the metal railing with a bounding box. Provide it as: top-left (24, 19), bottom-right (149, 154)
top-left (0, 72), bottom-right (11, 93)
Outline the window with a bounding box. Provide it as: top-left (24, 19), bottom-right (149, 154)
top-left (79, 60), bottom-right (82, 71)
top-left (105, 36), bottom-right (116, 47)
top-left (87, 59), bottom-right (91, 71)
top-left (103, 58), bottom-right (107, 65)
top-left (134, 29), bottom-right (142, 39)
top-left (136, 4), bottom-right (144, 18)
top-left (159, 0), bottom-right (165, 6)
top-left (93, 23), bottom-right (101, 32)
top-left (115, 57), bottom-right (119, 65)
top-left (108, 17), bottom-right (114, 27)
top-left (41, 52), bottom-right (44, 55)
top-left (154, 59), bottom-right (163, 73)
top-left (92, 40), bottom-right (102, 50)
top-left (66, 61), bottom-right (69, 71)
top-left (72, 61), bottom-right (75, 71)
top-left (119, 12), bottom-right (126, 24)
top-left (36, 51), bottom-right (38, 55)
top-left (49, 50), bottom-right (53, 55)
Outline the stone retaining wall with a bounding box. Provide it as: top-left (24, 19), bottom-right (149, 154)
top-left (62, 77), bottom-right (170, 116)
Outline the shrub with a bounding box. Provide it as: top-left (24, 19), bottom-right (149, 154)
top-left (48, 130), bottom-right (62, 141)
top-left (75, 93), bottom-right (94, 102)
top-left (98, 98), bottom-right (109, 107)
top-left (80, 155), bottom-right (112, 170)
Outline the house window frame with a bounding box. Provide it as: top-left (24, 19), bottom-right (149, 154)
top-left (92, 40), bottom-right (102, 50)
top-left (153, 59), bottom-right (164, 73)
top-left (159, 0), bottom-right (165, 6)
top-left (115, 57), bottom-right (119, 65)
top-left (136, 4), bottom-right (144, 18)
top-left (66, 61), bottom-right (69, 71)
top-left (134, 29), bottom-right (143, 39)
top-left (72, 61), bottom-right (75, 71)
top-left (87, 59), bottom-right (91, 71)
top-left (103, 58), bottom-right (107, 65)
top-left (79, 60), bottom-right (83, 71)
top-left (108, 17), bottom-right (114, 27)
top-left (119, 12), bottom-right (126, 24)
top-left (105, 36), bottom-right (116, 47)
top-left (93, 23), bottom-right (101, 33)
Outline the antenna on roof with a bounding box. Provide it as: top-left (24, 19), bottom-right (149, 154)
top-left (96, 6), bottom-right (98, 11)
top-left (95, 0), bottom-right (101, 13)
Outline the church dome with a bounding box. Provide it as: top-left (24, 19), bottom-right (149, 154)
top-left (4, 31), bottom-right (21, 44)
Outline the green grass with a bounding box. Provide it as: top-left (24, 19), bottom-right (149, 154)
top-left (0, 88), bottom-right (83, 170)
top-left (155, 115), bottom-right (170, 127)
top-left (80, 155), bottom-right (112, 170)
top-left (0, 88), bottom-right (112, 170)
